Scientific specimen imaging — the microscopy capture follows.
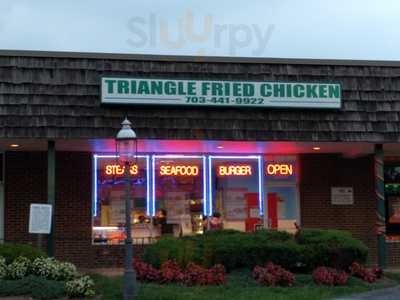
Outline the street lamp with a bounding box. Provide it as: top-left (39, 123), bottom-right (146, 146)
top-left (116, 118), bottom-right (137, 300)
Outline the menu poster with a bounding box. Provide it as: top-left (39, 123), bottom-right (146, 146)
top-left (109, 190), bottom-right (126, 224)
top-left (165, 192), bottom-right (190, 224)
top-left (223, 189), bottom-right (247, 220)
top-left (29, 204), bottom-right (52, 234)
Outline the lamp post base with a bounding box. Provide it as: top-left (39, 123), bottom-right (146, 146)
top-left (123, 268), bottom-right (136, 300)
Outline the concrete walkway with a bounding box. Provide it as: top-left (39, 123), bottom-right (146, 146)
top-left (334, 286), bottom-right (400, 300)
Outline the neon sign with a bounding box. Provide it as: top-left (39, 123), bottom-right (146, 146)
top-left (218, 165), bottom-right (252, 176)
top-left (105, 164), bottom-right (139, 176)
top-left (159, 165), bottom-right (199, 176)
top-left (266, 163), bottom-right (293, 176)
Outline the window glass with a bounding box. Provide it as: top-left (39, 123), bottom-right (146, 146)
top-left (210, 157), bottom-right (262, 232)
top-left (153, 156), bottom-right (205, 237)
top-left (264, 156), bottom-right (299, 233)
top-left (384, 164), bottom-right (400, 234)
top-left (266, 186), bottom-right (298, 232)
top-left (92, 155), bottom-right (150, 245)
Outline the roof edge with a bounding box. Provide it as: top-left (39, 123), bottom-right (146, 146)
top-left (0, 49), bottom-right (400, 67)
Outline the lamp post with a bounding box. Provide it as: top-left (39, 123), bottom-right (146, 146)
top-left (116, 118), bottom-right (137, 300)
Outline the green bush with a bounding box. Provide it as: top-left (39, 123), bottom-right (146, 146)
top-left (0, 257), bottom-right (6, 279)
top-left (32, 257), bottom-right (78, 281)
top-left (7, 256), bottom-right (30, 279)
top-left (143, 229), bottom-right (368, 272)
top-left (0, 275), bottom-right (65, 300)
top-left (65, 275), bottom-right (96, 298)
top-left (296, 229), bottom-right (368, 270)
top-left (0, 243), bottom-right (46, 264)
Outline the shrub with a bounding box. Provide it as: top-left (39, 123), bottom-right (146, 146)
top-left (65, 275), bottom-right (96, 298)
top-left (207, 264), bottom-right (225, 285)
top-left (31, 257), bottom-right (60, 280)
top-left (57, 261), bottom-right (78, 281)
top-left (159, 260), bottom-right (184, 284)
top-left (0, 257), bottom-right (6, 279)
top-left (252, 262), bottom-right (295, 287)
top-left (133, 259), bottom-right (225, 286)
top-left (0, 243), bottom-right (45, 264)
top-left (297, 229), bottom-right (368, 270)
top-left (371, 265), bottom-right (383, 279)
top-left (7, 256), bottom-right (30, 279)
top-left (143, 229), bottom-right (368, 272)
top-left (143, 237), bottom-right (189, 268)
top-left (349, 262), bottom-right (378, 283)
top-left (312, 266), bottom-right (349, 286)
top-left (183, 263), bottom-right (225, 286)
top-left (134, 259), bottom-right (161, 282)
top-left (31, 257), bottom-right (78, 281)
top-left (253, 229), bottom-right (293, 242)
top-left (0, 275), bottom-right (65, 300)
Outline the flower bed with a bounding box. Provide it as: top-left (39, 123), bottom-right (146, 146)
top-left (143, 229), bottom-right (368, 272)
top-left (0, 254), bottom-right (95, 299)
top-left (312, 266), bottom-right (349, 286)
top-left (134, 258), bottom-right (226, 286)
top-left (252, 262), bottom-right (295, 287)
top-left (349, 262), bottom-right (382, 283)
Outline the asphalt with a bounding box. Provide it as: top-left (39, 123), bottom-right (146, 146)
top-left (334, 286), bottom-right (400, 300)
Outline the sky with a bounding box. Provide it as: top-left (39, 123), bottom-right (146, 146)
top-left (0, 0), bottom-right (399, 60)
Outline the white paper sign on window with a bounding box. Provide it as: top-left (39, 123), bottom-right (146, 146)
top-left (331, 187), bottom-right (354, 205)
top-left (29, 204), bottom-right (52, 234)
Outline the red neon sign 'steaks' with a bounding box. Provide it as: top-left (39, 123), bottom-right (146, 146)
top-left (105, 164), bottom-right (139, 176)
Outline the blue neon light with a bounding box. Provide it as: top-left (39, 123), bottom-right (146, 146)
top-left (151, 156), bottom-right (156, 216)
top-left (92, 155), bottom-right (150, 217)
top-left (93, 154), bottom-right (98, 217)
top-left (146, 156), bottom-right (150, 215)
top-left (152, 155), bottom-right (207, 217)
top-left (202, 156), bottom-right (207, 216)
top-left (208, 155), bottom-right (264, 217)
top-left (208, 156), bottom-right (213, 216)
top-left (258, 156), bottom-right (264, 215)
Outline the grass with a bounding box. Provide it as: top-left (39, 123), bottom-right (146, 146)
top-left (92, 270), bottom-right (400, 300)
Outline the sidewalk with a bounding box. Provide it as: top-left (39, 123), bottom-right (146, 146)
top-left (334, 286), bottom-right (400, 300)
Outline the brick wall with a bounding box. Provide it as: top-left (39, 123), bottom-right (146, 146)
top-left (300, 154), bottom-right (378, 264)
top-left (4, 151), bottom-right (136, 268)
top-left (5, 152), bottom-right (47, 244)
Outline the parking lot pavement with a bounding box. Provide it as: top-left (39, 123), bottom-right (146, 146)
top-left (334, 286), bottom-right (400, 300)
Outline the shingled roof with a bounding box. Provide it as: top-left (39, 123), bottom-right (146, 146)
top-left (1, 50), bottom-right (400, 142)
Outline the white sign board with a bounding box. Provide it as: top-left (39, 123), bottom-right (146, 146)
top-left (101, 77), bottom-right (342, 109)
top-left (29, 204), bottom-right (52, 234)
top-left (331, 187), bottom-right (354, 205)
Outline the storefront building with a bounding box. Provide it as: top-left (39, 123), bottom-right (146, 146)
top-left (1, 50), bottom-right (400, 268)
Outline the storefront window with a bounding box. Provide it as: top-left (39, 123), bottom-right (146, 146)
top-left (384, 164), bottom-right (400, 234)
top-left (92, 155), bottom-right (150, 245)
top-left (209, 156), bottom-right (262, 232)
top-left (265, 156), bottom-right (299, 233)
top-left (152, 155), bottom-right (206, 237)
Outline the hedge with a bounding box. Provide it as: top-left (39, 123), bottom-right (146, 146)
top-left (0, 275), bottom-right (65, 300)
top-left (0, 243), bottom-right (46, 264)
top-left (143, 229), bottom-right (368, 272)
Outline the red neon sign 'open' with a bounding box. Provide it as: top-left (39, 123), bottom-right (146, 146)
top-left (266, 163), bottom-right (294, 176)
